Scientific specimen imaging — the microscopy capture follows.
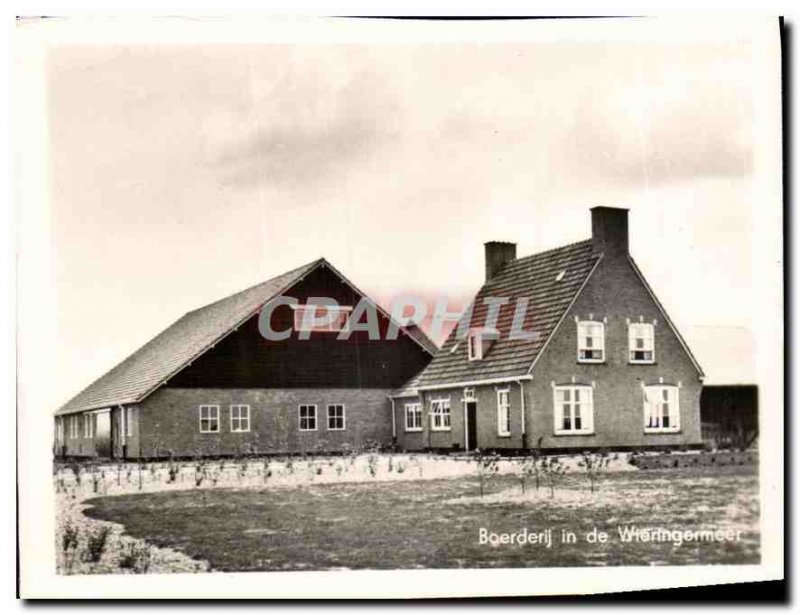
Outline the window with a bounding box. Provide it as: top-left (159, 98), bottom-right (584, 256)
top-left (69, 416), bottom-right (78, 439)
top-left (299, 404), bottom-right (317, 431)
top-left (467, 333), bottom-right (482, 361)
top-left (577, 321), bottom-right (605, 362)
top-left (126, 407), bottom-right (134, 437)
top-left (83, 414), bottom-right (94, 438)
top-left (553, 385), bottom-right (594, 435)
top-left (293, 305), bottom-right (352, 333)
top-left (230, 405), bottom-right (251, 433)
top-left (56, 418), bottom-right (64, 443)
top-left (327, 404), bottom-right (346, 430)
top-left (629, 323), bottom-right (655, 363)
top-left (199, 405), bottom-right (220, 433)
top-left (497, 389), bottom-right (511, 436)
top-left (404, 403), bottom-right (422, 432)
top-left (644, 385), bottom-right (680, 433)
top-left (430, 398), bottom-right (451, 431)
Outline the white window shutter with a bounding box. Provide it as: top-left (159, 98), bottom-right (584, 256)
top-left (643, 387), bottom-right (653, 429)
top-left (583, 387), bottom-right (594, 433)
top-left (669, 388), bottom-right (680, 430)
top-left (553, 391), bottom-right (563, 432)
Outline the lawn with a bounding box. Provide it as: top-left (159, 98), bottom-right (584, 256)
top-left (83, 464), bottom-right (759, 571)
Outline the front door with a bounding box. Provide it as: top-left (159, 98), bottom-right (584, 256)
top-left (95, 410), bottom-right (112, 458)
top-left (466, 401), bottom-right (477, 451)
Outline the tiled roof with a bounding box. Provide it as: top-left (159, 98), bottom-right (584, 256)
top-left (56, 259), bottom-right (321, 415)
top-left (403, 323), bottom-right (439, 356)
top-left (416, 239), bottom-right (601, 388)
top-left (56, 258), bottom-right (437, 415)
top-left (391, 372), bottom-right (423, 398)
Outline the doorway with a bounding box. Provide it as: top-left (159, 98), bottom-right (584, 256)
top-left (465, 401), bottom-right (477, 451)
top-left (95, 410), bottom-right (111, 458)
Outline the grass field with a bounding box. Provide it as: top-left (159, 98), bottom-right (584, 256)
top-left (83, 464), bottom-right (759, 571)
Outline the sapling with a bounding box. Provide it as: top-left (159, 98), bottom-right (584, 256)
top-left (577, 449), bottom-right (612, 493)
top-left (517, 437), bottom-right (543, 494)
top-left (539, 456), bottom-right (568, 499)
top-left (474, 449), bottom-right (501, 497)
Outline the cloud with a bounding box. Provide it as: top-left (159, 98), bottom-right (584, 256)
top-left (210, 63), bottom-right (398, 190)
top-left (560, 72), bottom-right (753, 186)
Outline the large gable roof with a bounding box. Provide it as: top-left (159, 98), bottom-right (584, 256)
top-left (56, 258), bottom-right (436, 415)
top-left (416, 239), bottom-right (601, 389)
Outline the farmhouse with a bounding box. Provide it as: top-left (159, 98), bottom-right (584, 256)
top-left (391, 207), bottom-right (705, 452)
top-left (54, 259), bottom-right (437, 459)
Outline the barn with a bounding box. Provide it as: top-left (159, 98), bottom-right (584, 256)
top-left (54, 259), bottom-right (436, 459)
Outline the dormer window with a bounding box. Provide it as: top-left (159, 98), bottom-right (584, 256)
top-left (577, 321), bottom-right (605, 363)
top-left (468, 332), bottom-right (483, 361)
top-left (293, 304), bottom-right (352, 333)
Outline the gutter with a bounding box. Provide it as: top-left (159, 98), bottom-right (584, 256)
top-left (418, 374), bottom-right (532, 392)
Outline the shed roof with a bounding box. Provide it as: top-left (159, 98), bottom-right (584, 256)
top-left (56, 258), bottom-right (436, 415)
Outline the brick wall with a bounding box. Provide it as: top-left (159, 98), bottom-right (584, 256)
top-left (136, 388), bottom-right (393, 458)
top-left (393, 383), bottom-right (527, 451)
top-left (527, 252), bottom-right (703, 449)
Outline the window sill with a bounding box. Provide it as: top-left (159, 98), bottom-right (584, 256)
top-left (497, 432), bottom-right (512, 438)
top-left (577, 360), bottom-right (606, 365)
top-left (553, 431), bottom-right (595, 437)
top-left (327, 427), bottom-right (346, 432)
top-left (230, 430), bottom-right (251, 434)
top-left (404, 428), bottom-right (423, 433)
top-left (431, 428), bottom-right (452, 433)
top-left (644, 429), bottom-right (681, 435)
top-left (629, 360), bottom-right (656, 365)
top-left (299, 428), bottom-right (318, 432)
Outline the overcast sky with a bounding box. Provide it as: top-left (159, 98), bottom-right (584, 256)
top-left (35, 19), bottom-right (781, 407)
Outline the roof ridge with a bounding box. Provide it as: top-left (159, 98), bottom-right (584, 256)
top-left (511, 237), bottom-right (592, 264)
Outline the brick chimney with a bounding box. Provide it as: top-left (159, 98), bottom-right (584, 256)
top-left (591, 206), bottom-right (629, 256)
top-left (484, 241), bottom-right (517, 282)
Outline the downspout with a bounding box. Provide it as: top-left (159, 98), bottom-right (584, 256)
top-left (517, 380), bottom-right (527, 450)
top-left (118, 404), bottom-right (126, 459)
top-left (389, 397), bottom-right (397, 444)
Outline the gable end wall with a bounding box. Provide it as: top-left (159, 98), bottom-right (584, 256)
top-left (527, 252), bottom-right (703, 449)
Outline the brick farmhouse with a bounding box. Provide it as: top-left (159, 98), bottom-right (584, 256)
top-left (54, 206), bottom-right (704, 458)
top-left (391, 207), bottom-right (704, 452)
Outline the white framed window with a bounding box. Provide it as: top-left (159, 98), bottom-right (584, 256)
top-left (125, 407), bottom-right (134, 437)
top-left (199, 405), bottom-right (220, 433)
top-left (299, 404), bottom-right (317, 431)
top-left (230, 404), bottom-right (251, 433)
top-left (577, 321), bottom-right (605, 362)
top-left (467, 333), bottom-right (482, 361)
top-left (69, 416), bottom-right (78, 439)
top-left (430, 398), bottom-right (451, 431)
top-left (83, 414), bottom-right (94, 439)
top-left (327, 404), bottom-right (346, 430)
top-left (553, 385), bottom-right (594, 435)
top-left (644, 385), bottom-right (680, 433)
top-left (404, 403), bottom-right (422, 432)
top-left (292, 305), bottom-right (352, 333)
top-left (56, 418), bottom-right (64, 443)
top-left (496, 389), bottom-right (511, 436)
top-left (629, 323), bottom-right (655, 363)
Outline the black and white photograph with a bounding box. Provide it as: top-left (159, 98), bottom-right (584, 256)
top-left (14, 14), bottom-right (783, 598)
